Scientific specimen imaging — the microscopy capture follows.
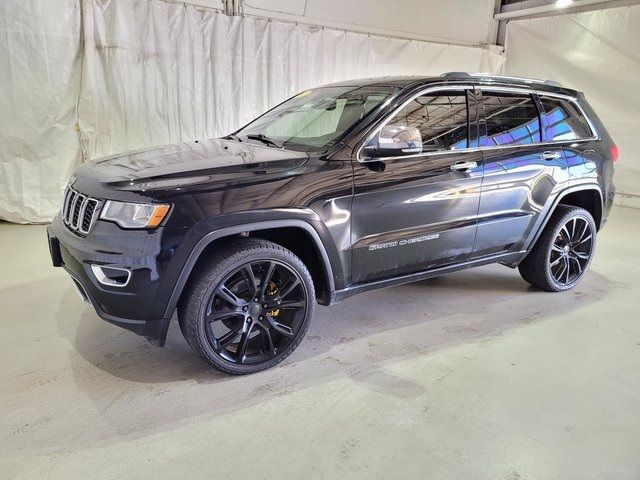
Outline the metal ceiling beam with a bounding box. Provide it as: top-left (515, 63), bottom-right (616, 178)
top-left (496, 0), bottom-right (638, 20)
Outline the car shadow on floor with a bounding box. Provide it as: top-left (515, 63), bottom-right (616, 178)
top-left (56, 264), bottom-right (610, 442)
top-left (66, 265), bottom-right (611, 383)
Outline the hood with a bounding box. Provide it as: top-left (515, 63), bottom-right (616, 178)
top-left (72, 138), bottom-right (309, 199)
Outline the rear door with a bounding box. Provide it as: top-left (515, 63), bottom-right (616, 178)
top-left (473, 88), bottom-right (569, 258)
top-left (350, 87), bottom-right (483, 284)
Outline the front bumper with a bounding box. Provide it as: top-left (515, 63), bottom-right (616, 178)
top-left (47, 215), bottom-right (173, 345)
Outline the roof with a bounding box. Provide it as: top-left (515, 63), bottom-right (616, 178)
top-left (322, 72), bottom-right (579, 96)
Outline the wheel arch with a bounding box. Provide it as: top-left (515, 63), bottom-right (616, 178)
top-left (557, 188), bottom-right (603, 230)
top-left (524, 184), bottom-right (603, 254)
top-left (164, 219), bottom-right (337, 322)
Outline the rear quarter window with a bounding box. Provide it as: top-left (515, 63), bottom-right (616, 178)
top-left (539, 97), bottom-right (593, 141)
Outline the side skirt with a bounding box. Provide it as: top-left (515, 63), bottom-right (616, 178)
top-left (329, 250), bottom-right (527, 304)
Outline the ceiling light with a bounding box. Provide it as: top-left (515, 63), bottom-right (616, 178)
top-left (555, 0), bottom-right (574, 8)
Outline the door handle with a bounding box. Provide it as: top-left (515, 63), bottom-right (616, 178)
top-left (542, 151), bottom-right (562, 160)
top-left (451, 161), bottom-right (478, 171)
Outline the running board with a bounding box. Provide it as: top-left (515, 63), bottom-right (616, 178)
top-left (329, 251), bottom-right (527, 304)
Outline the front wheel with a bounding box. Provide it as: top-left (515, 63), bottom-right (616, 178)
top-left (179, 239), bottom-right (315, 375)
top-left (519, 205), bottom-right (596, 292)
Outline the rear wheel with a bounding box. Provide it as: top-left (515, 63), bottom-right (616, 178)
top-left (519, 205), bottom-right (596, 292)
top-left (179, 239), bottom-right (315, 375)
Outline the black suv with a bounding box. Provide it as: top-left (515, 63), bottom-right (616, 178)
top-left (47, 72), bottom-right (616, 374)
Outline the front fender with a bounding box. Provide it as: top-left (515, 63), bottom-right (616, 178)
top-left (152, 209), bottom-right (344, 336)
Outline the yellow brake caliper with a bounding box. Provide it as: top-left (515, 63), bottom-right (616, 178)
top-left (266, 281), bottom-right (280, 317)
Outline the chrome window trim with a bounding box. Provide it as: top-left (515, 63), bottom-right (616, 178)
top-left (356, 85), bottom-right (472, 163)
top-left (479, 86), bottom-right (599, 140)
top-left (356, 84), bottom-right (599, 163)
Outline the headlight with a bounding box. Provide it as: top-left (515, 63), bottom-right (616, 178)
top-left (100, 201), bottom-right (171, 229)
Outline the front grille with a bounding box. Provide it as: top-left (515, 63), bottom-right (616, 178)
top-left (61, 187), bottom-right (100, 235)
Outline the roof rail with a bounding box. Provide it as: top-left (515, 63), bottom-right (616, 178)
top-left (440, 72), bottom-right (561, 87)
top-left (440, 72), bottom-right (471, 78)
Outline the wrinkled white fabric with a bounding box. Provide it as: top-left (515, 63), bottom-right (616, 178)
top-left (505, 6), bottom-right (640, 198)
top-left (0, 0), bottom-right (83, 223)
top-left (0, 0), bottom-right (505, 223)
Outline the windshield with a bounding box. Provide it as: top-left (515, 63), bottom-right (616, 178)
top-left (234, 86), bottom-right (397, 152)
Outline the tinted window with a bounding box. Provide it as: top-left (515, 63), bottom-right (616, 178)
top-left (540, 97), bottom-right (592, 141)
top-left (481, 92), bottom-right (540, 146)
top-left (385, 92), bottom-right (469, 151)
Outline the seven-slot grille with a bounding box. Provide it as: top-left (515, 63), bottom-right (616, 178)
top-left (61, 187), bottom-right (100, 235)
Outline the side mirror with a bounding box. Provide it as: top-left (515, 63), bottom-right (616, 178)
top-left (364, 125), bottom-right (423, 159)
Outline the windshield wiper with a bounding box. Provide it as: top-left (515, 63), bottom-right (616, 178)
top-left (224, 133), bottom-right (243, 142)
top-left (246, 134), bottom-right (283, 148)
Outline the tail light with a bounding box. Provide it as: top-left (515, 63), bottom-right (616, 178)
top-left (610, 145), bottom-right (619, 163)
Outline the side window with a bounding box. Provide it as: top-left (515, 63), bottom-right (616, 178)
top-left (384, 91), bottom-right (469, 151)
top-left (540, 97), bottom-right (592, 141)
top-left (480, 92), bottom-right (541, 146)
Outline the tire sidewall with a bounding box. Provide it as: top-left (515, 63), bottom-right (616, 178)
top-left (545, 211), bottom-right (597, 291)
top-left (193, 247), bottom-right (315, 375)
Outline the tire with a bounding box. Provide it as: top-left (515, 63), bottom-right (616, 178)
top-left (179, 238), bottom-right (315, 375)
top-left (518, 205), bottom-right (597, 292)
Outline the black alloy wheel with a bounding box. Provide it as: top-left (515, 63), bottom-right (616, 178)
top-left (179, 239), bottom-right (315, 374)
top-left (549, 216), bottom-right (594, 287)
top-left (519, 205), bottom-right (597, 292)
top-left (205, 260), bottom-right (307, 365)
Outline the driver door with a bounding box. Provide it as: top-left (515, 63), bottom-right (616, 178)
top-left (350, 88), bottom-right (483, 284)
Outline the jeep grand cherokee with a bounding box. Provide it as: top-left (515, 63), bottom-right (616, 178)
top-left (47, 72), bottom-right (616, 374)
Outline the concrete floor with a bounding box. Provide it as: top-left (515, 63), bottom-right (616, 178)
top-left (1, 207), bottom-right (639, 480)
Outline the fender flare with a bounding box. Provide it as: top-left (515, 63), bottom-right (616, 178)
top-left (161, 219), bottom-right (336, 320)
top-left (523, 183), bottom-right (603, 252)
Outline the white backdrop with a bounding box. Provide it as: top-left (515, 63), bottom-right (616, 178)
top-left (0, 0), bottom-right (504, 223)
top-left (505, 5), bottom-right (640, 200)
top-left (0, 0), bottom-right (83, 225)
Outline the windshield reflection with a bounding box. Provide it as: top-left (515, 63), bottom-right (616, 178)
top-left (233, 86), bottom-right (397, 152)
